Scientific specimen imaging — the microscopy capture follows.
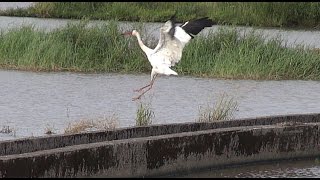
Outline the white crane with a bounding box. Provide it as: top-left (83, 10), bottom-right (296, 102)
top-left (122, 15), bottom-right (215, 101)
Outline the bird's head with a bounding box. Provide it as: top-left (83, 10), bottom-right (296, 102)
top-left (121, 30), bottom-right (137, 36)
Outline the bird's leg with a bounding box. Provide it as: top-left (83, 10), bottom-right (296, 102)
top-left (133, 83), bottom-right (151, 92)
top-left (132, 85), bottom-right (153, 101)
top-left (132, 74), bottom-right (158, 101)
top-left (133, 73), bottom-right (158, 92)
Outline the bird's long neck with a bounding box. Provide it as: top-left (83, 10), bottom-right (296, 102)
top-left (134, 32), bottom-right (152, 55)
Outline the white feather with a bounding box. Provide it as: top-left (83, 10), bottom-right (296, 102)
top-left (130, 16), bottom-right (213, 100)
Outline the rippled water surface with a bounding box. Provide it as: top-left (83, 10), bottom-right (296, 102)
top-left (1, 70), bottom-right (320, 140)
top-left (175, 159), bottom-right (320, 178)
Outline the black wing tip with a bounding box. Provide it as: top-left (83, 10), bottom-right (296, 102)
top-left (170, 11), bottom-right (177, 19)
top-left (180, 16), bottom-right (216, 38)
top-left (208, 18), bottom-right (217, 26)
top-left (198, 17), bottom-right (216, 27)
top-left (169, 12), bottom-right (177, 23)
top-left (168, 12), bottom-right (177, 39)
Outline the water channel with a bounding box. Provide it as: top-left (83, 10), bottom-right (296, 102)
top-left (172, 159), bottom-right (320, 178)
top-left (0, 2), bottom-right (320, 178)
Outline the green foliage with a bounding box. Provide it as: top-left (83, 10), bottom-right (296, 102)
top-left (135, 101), bottom-right (154, 126)
top-left (178, 27), bottom-right (320, 80)
top-left (0, 20), bottom-right (148, 72)
top-left (197, 93), bottom-right (238, 122)
top-left (0, 22), bottom-right (320, 80)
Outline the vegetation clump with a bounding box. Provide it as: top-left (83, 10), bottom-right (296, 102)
top-left (197, 93), bottom-right (238, 122)
top-left (135, 101), bottom-right (154, 126)
top-left (64, 114), bottom-right (119, 134)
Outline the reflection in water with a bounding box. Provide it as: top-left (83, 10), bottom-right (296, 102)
top-left (175, 159), bottom-right (320, 178)
top-left (1, 70), bottom-right (320, 140)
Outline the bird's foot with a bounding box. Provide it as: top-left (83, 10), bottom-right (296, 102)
top-left (132, 96), bottom-right (141, 101)
top-left (133, 88), bottom-right (143, 93)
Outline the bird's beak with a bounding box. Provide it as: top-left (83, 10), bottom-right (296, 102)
top-left (121, 31), bottom-right (132, 36)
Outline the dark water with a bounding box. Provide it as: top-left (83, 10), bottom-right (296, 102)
top-left (175, 159), bottom-right (320, 178)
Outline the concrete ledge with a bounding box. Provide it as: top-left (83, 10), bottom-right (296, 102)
top-left (1, 113), bottom-right (320, 156)
top-left (0, 120), bottom-right (320, 177)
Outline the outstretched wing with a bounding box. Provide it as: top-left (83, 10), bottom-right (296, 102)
top-left (180, 17), bottom-right (216, 39)
top-left (152, 16), bottom-right (215, 67)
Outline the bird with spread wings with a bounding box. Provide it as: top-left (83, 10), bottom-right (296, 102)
top-left (122, 15), bottom-right (215, 101)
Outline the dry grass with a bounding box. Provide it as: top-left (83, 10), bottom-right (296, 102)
top-left (0, 126), bottom-right (13, 134)
top-left (64, 114), bottom-right (119, 134)
top-left (0, 125), bottom-right (17, 137)
top-left (197, 93), bottom-right (238, 122)
top-left (44, 124), bottom-right (56, 135)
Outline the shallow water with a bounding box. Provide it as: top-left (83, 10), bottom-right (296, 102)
top-left (1, 70), bottom-right (320, 140)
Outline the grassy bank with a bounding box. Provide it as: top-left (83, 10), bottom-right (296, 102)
top-left (1, 2), bottom-right (320, 29)
top-left (0, 20), bottom-right (320, 80)
top-left (180, 29), bottom-right (320, 80)
top-left (0, 20), bottom-right (148, 72)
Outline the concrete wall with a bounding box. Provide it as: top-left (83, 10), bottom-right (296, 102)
top-left (1, 113), bottom-right (320, 156)
top-left (0, 113), bottom-right (320, 177)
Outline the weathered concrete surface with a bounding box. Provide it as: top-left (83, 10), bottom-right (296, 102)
top-left (1, 113), bottom-right (320, 156)
top-left (0, 121), bottom-right (320, 178)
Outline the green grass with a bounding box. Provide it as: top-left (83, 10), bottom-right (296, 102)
top-left (197, 93), bottom-right (238, 122)
top-left (178, 28), bottom-right (320, 80)
top-left (1, 2), bottom-right (320, 29)
top-left (135, 101), bottom-right (154, 126)
top-left (0, 20), bottom-right (320, 80)
top-left (0, 20), bottom-right (149, 72)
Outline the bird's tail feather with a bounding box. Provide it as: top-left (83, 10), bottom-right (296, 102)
top-left (164, 67), bottom-right (178, 76)
top-left (154, 66), bottom-right (178, 76)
